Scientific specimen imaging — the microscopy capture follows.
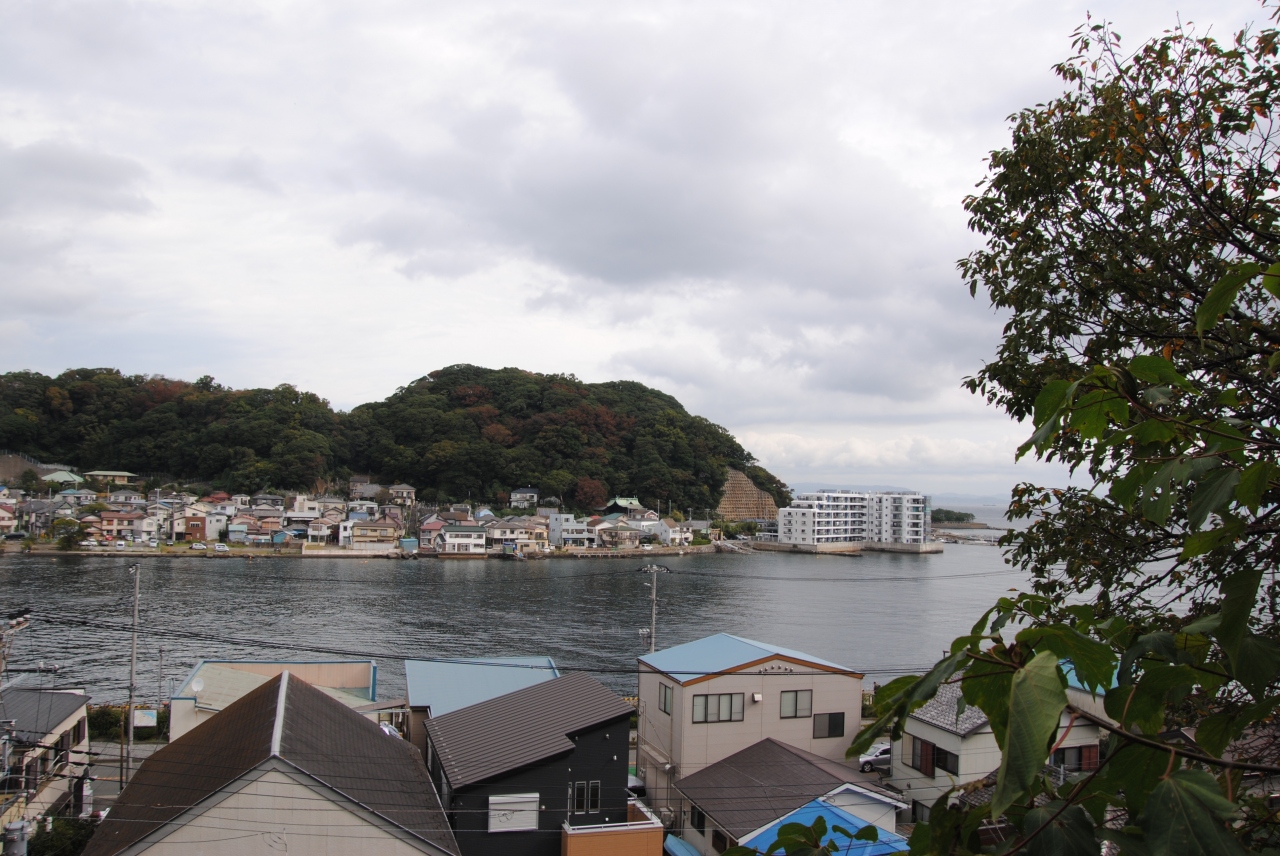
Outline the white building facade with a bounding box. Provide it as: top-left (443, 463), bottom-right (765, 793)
top-left (778, 490), bottom-right (930, 546)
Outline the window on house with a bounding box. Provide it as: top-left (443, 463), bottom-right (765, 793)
top-left (1052, 744), bottom-right (1100, 772)
top-left (692, 693), bottom-right (744, 723)
top-left (589, 781), bottom-right (601, 812)
top-left (812, 712), bottom-right (845, 739)
top-left (659, 683), bottom-right (673, 715)
top-left (934, 746), bottom-right (960, 775)
top-left (780, 689), bottom-right (812, 719)
top-left (573, 781), bottom-right (587, 813)
top-left (489, 793), bottom-right (538, 832)
top-left (712, 830), bottom-right (730, 853)
top-left (906, 734), bottom-right (936, 776)
top-left (690, 804), bottom-right (706, 836)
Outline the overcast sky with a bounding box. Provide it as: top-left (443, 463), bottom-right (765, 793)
top-left (0, 0), bottom-right (1261, 498)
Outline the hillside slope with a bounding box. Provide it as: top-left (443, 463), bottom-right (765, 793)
top-left (0, 365), bottom-right (790, 512)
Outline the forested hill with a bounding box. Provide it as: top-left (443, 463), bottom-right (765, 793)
top-left (0, 365), bottom-right (790, 511)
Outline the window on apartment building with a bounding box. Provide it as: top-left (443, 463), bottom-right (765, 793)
top-left (589, 781), bottom-right (601, 812)
top-left (812, 712), bottom-right (845, 739)
top-left (780, 689), bottom-right (812, 719)
top-left (659, 683), bottom-right (673, 715)
top-left (573, 781), bottom-right (587, 813)
top-left (489, 793), bottom-right (538, 832)
top-left (690, 804), bottom-right (706, 836)
top-left (692, 693), bottom-right (744, 723)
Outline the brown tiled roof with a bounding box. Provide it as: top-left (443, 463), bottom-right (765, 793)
top-left (83, 673), bottom-right (458, 856)
top-left (424, 672), bottom-right (633, 789)
top-left (675, 738), bottom-right (905, 838)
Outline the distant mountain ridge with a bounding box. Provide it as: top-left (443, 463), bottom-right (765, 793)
top-left (0, 365), bottom-right (790, 512)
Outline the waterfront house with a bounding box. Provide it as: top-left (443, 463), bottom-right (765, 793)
top-left (352, 516), bottom-right (401, 547)
top-left (656, 518), bottom-right (694, 546)
top-left (636, 634), bottom-right (864, 816)
top-left (598, 522), bottom-right (643, 549)
top-left (887, 680), bottom-right (1106, 822)
top-left (672, 738), bottom-right (906, 855)
top-left (307, 519), bottom-right (335, 544)
top-left (547, 513), bottom-right (597, 548)
top-left (0, 689), bottom-right (91, 826)
top-left (84, 672), bottom-right (459, 856)
top-left (83, 470), bottom-right (137, 484)
top-left (169, 659), bottom-right (379, 739)
top-left (403, 657), bottom-right (560, 753)
top-left (438, 524), bottom-right (487, 554)
top-left (0, 504), bottom-right (16, 535)
top-left (423, 673), bottom-right (648, 856)
top-left (390, 484), bottom-right (417, 505)
top-left (510, 487), bottom-right (539, 508)
top-left (100, 511), bottom-right (146, 541)
top-left (419, 519), bottom-right (446, 549)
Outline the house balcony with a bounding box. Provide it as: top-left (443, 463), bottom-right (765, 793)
top-left (561, 799), bottom-right (664, 856)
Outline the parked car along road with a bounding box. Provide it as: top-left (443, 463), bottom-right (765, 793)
top-left (189, 542), bottom-right (207, 550)
top-left (859, 742), bottom-right (892, 773)
top-left (214, 543), bottom-right (230, 553)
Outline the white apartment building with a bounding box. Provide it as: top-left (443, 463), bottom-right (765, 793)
top-left (547, 513), bottom-right (597, 547)
top-left (778, 490), bottom-right (930, 546)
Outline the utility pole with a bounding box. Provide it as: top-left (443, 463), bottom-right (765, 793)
top-left (636, 564), bottom-right (669, 653)
top-left (125, 563), bottom-right (140, 784)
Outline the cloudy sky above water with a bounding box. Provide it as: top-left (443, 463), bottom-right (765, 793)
top-left (0, 0), bottom-right (1259, 497)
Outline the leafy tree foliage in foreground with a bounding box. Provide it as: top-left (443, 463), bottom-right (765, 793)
top-left (0, 365), bottom-right (788, 511)
top-left (842, 11), bottom-right (1280, 856)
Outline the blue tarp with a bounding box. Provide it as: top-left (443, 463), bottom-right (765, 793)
top-left (740, 800), bottom-right (908, 855)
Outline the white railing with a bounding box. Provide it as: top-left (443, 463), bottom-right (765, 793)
top-left (561, 800), bottom-right (664, 834)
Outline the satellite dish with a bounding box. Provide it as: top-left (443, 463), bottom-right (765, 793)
top-left (191, 677), bottom-right (204, 693)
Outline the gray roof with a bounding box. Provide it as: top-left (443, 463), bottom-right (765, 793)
top-left (404, 657), bottom-right (559, 715)
top-left (390, 484), bottom-right (416, 491)
top-left (0, 689), bottom-right (90, 744)
top-left (425, 673), bottom-right (633, 788)
top-left (908, 681), bottom-right (990, 736)
top-left (84, 673), bottom-right (457, 856)
top-left (675, 738), bottom-right (903, 838)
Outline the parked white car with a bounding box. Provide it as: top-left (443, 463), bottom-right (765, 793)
top-left (214, 543), bottom-right (230, 553)
top-left (189, 542), bottom-right (207, 550)
top-left (148, 539), bottom-right (159, 548)
top-left (859, 742), bottom-right (892, 773)
top-left (80, 539), bottom-right (97, 547)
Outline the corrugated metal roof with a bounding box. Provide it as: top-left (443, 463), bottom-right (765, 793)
top-left (425, 673), bottom-right (633, 788)
top-left (83, 673), bottom-right (458, 856)
top-left (639, 634), bottom-right (858, 684)
top-left (740, 798), bottom-right (909, 854)
top-left (907, 682), bottom-right (990, 736)
top-left (0, 689), bottom-right (89, 744)
top-left (675, 738), bottom-right (902, 839)
top-left (404, 656), bottom-right (558, 714)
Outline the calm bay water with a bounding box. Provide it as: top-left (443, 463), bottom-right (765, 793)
top-left (0, 545), bottom-right (1022, 704)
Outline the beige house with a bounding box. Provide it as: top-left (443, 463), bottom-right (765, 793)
top-left (82, 672), bottom-right (458, 856)
top-left (0, 689), bottom-right (92, 826)
top-left (636, 634), bottom-right (864, 818)
top-left (352, 516), bottom-right (401, 545)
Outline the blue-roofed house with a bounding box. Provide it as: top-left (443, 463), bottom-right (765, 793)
top-left (404, 656), bottom-right (559, 754)
top-left (673, 737), bottom-right (907, 856)
top-left (637, 634), bottom-right (864, 816)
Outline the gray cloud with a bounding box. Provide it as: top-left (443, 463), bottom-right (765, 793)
top-left (0, 0), bottom-right (1262, 492)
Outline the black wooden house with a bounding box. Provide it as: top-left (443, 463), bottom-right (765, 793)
top-left (423, 672), bottom-right (635, 856)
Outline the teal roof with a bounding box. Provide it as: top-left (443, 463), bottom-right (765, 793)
top-left (639, 634), bottom-right (856, 684)
top-left (404, 657), bottom-right (559, 715)
top-left (741, 799), bottom-right (907, 854)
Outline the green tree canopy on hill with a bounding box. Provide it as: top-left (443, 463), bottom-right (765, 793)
top-left (0, 365), bottom-right (789, 511)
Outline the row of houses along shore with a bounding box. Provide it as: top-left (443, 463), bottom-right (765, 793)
top-left (0, 466), bottom-right (937, 556)
top-left (1, 624), bottom-right (1120, 856)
